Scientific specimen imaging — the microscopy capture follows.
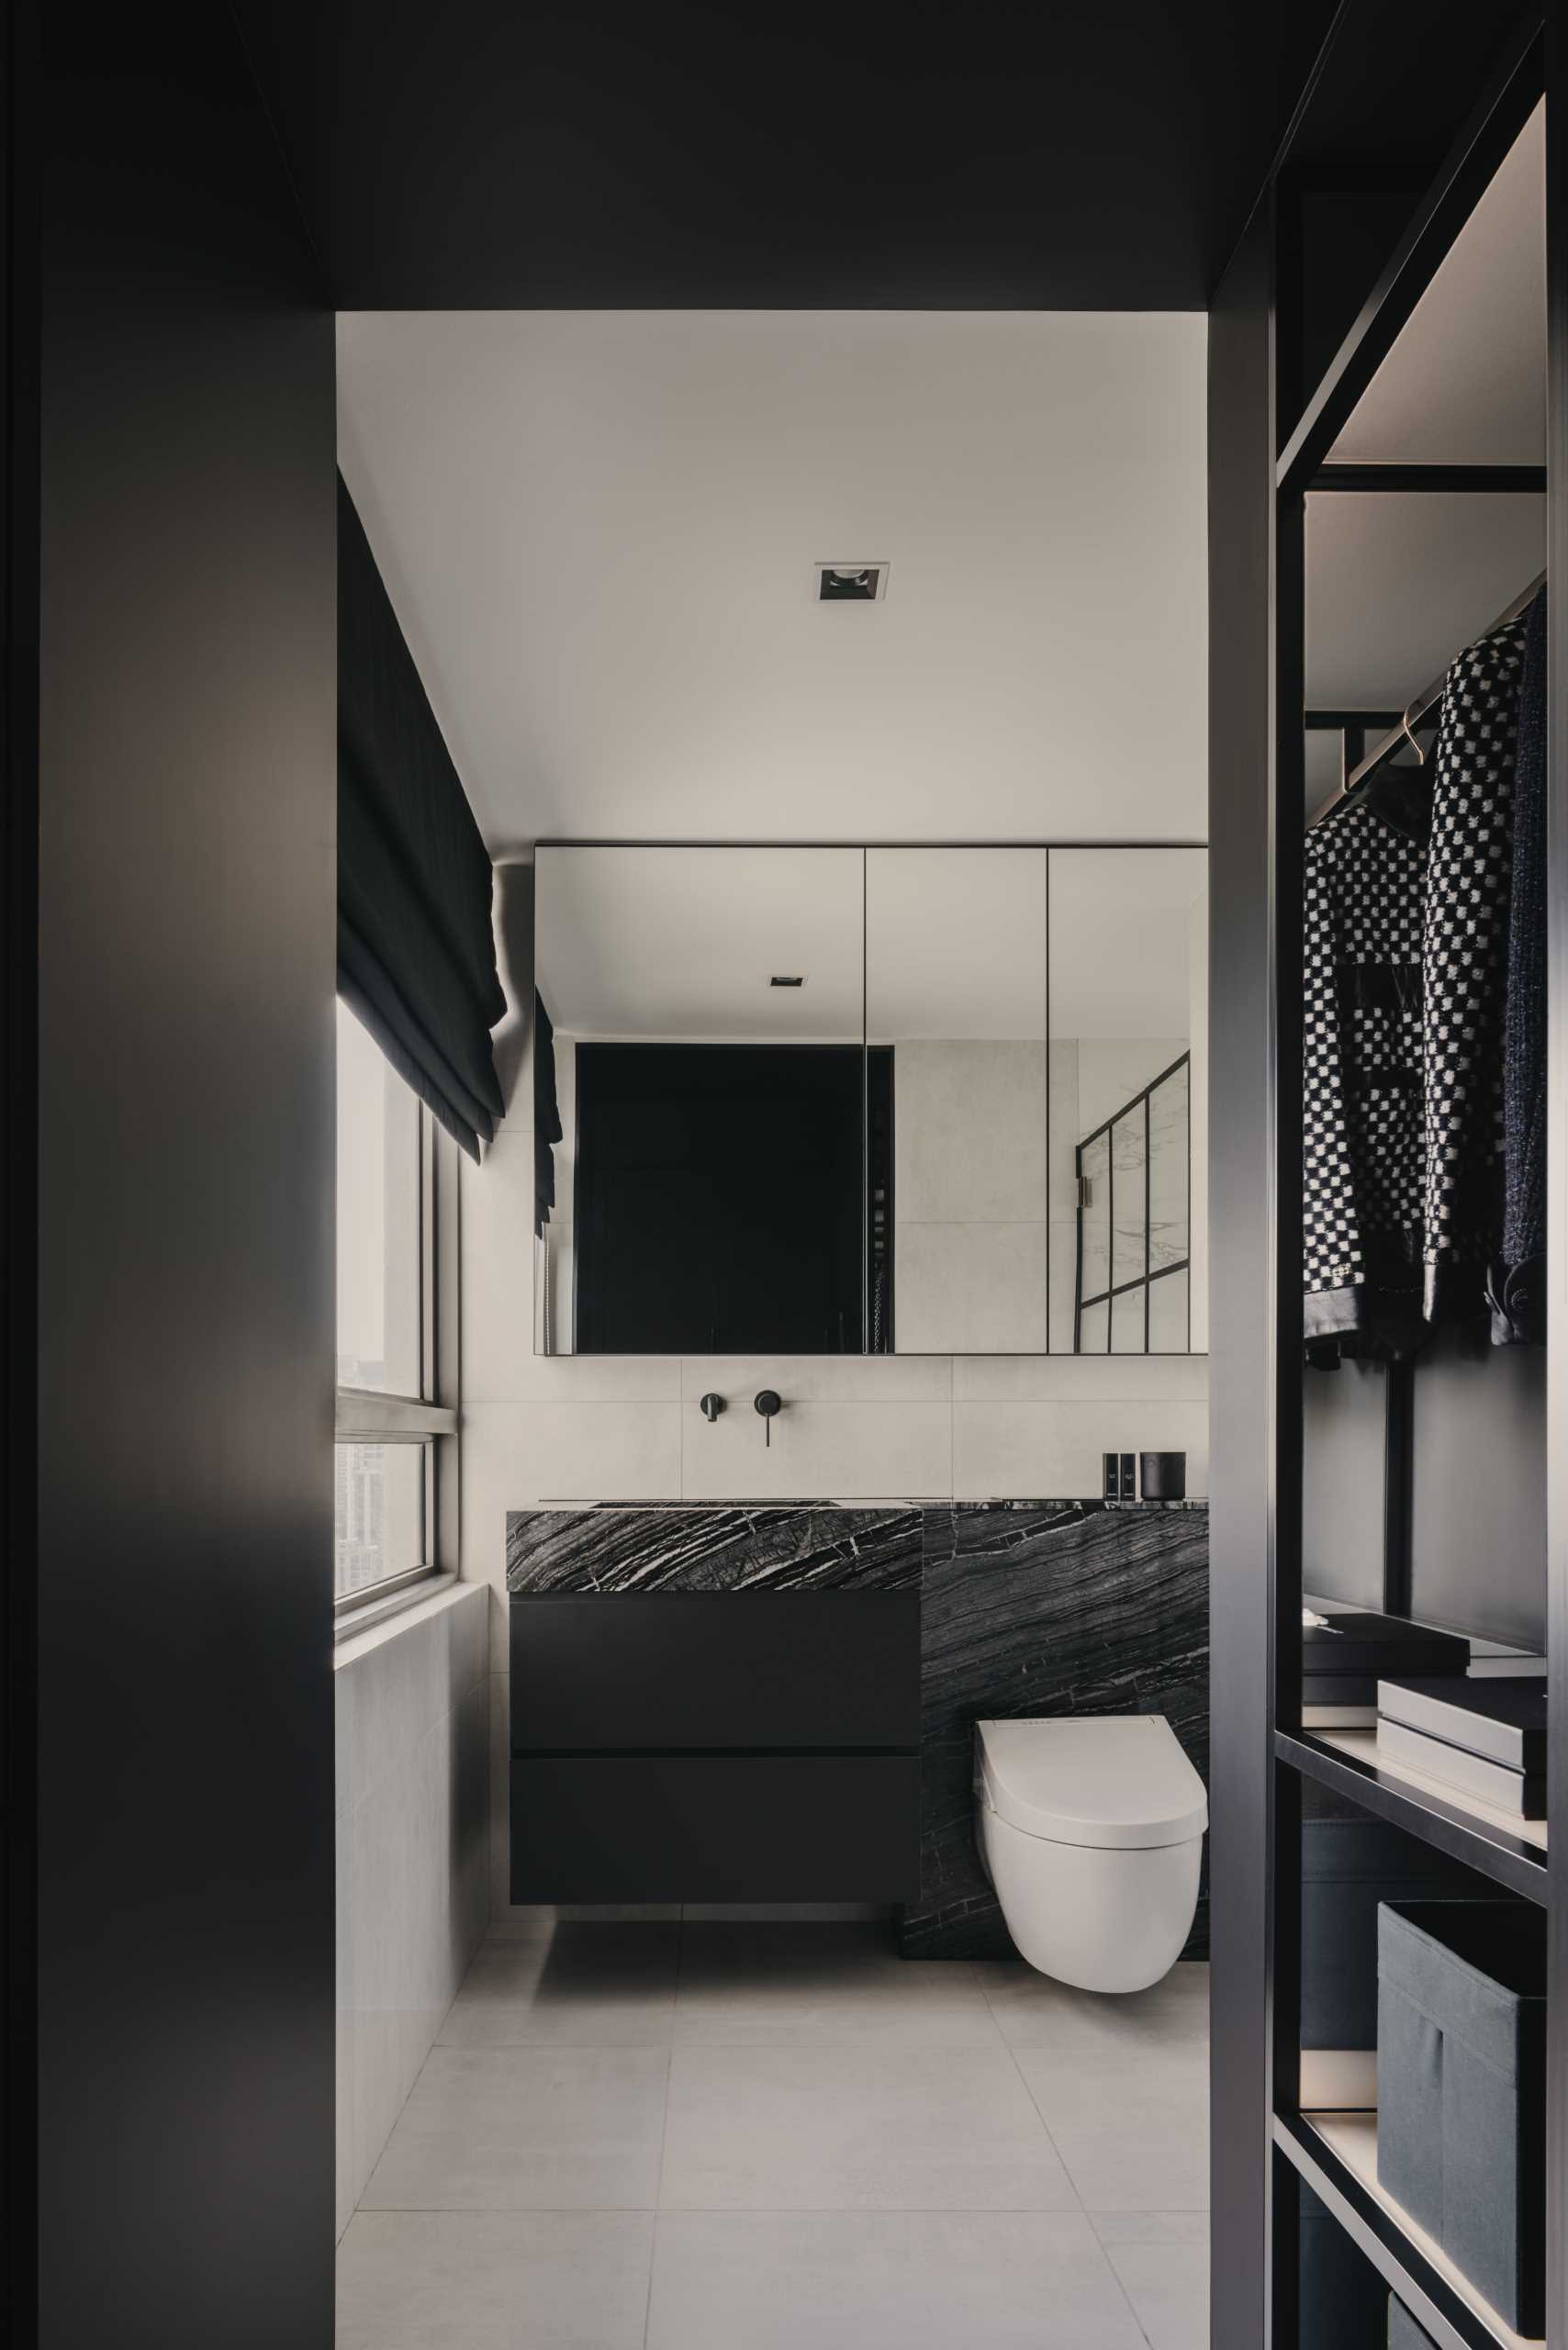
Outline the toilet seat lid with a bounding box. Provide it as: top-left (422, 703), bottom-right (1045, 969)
top-left (978, 1715), bottom-right (1208, 1850)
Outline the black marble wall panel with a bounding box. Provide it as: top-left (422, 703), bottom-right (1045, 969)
top-left (506, 1504), bottom-right (923, 1595)
top-left (903, 1501), bottom-right (1209, 1961)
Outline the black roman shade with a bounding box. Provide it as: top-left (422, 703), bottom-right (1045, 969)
top-left (338, 475), bottom-right (505, 1157)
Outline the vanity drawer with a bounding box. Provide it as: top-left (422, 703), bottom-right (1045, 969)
top-left (510, 1753), bottom-right (920, 1902)
top-left (509, 1593), bottom-right (919, 1751)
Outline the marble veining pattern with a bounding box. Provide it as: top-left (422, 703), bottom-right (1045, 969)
top-left (506, 1504), bottom-right (924, 1595)
top-left (903, 1500), bottom-right (1209, 1962)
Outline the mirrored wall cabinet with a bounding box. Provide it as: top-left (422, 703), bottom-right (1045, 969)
top-left (533, 844), bottom-right (1206, 1356)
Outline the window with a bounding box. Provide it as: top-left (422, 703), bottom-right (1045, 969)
top-left (334, 1440), bottom-right (427, 1600)
top-left (334, 1001), bottom-right (456, 1611)
top-left (1073, 1053), bottom-right (1192, 1354)
top-left (336, 998), bottom-right (422, 1395)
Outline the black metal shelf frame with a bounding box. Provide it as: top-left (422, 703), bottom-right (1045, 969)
top-left (1209, 6), bottom-right (1562, 2346)
top-left (1308, 464), bottom-right (1549, 495)
top-left (1276, 1729), bottom-right (1548, 1903)
top-left (1275, 14), bottom-right (1545, 494)
top-left (1274, 2109), bottom-right (1533, 2350)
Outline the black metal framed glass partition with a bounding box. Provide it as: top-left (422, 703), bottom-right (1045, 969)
top-left (1073, 1051), bottom-right (1191, 1352)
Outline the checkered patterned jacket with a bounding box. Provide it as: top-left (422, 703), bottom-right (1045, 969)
top-left (1421, 612), bottom-right (1528, 1325)
top-left (1303, 613), bottom-right (1529, 1359)
top-left (1495, 589), bottom-right (1549, 1342)
top-left (1303, 776), bottom-right (1430, 1357)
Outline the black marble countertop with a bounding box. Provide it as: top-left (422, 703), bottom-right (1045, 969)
top-left (507, 1503), bottom-right (924, 1594)
top-left (515, 1498), bottom-right (1205, 1511)
top-left (945, 1498), bottom-right (1206, 1512)
top-left (505, 1498), bottom-right (1206, 1595)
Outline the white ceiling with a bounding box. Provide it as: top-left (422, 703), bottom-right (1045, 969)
top-left (536, 843), bottom-right (1201, 1043)
top-left (537, 847), bottom-right (866, 1039)
top-left (1048, 851), bottom-right (1205, 1038)
top-left (339, 115), bottom-right (1540, 861)
top-left (337, 310), bottom-right (1208, 852)
top-left (866, 852), bottom-right (1047, 1041)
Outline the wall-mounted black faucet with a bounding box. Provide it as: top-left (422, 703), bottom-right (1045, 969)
top-left (699, 1393), bottom-right (726, 1423)
top-left (754, 1389), bottom-right (782, 1447)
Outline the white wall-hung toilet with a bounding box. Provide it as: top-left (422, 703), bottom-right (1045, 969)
top-left (975, 1715), bottom-right (1208, 1993)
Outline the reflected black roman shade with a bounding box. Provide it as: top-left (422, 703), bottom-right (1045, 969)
top-left (338, 475), bottom-right (505, 1158)
top-left (533, 993), bottom-right (562, 1235)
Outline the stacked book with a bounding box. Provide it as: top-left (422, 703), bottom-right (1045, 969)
top-left (1376, 1677), bottom-right (1547, 1820)
top-left (1302, 1613), bottom-right (1469, 1729)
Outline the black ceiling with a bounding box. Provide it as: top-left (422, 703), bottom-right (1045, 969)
top-left (233, 0), bottom-right (1338, 310)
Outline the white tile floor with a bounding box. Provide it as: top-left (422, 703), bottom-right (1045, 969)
top-left (339, 1923), bottom-right (1209, 2348)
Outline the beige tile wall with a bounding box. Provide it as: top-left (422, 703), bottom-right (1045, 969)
top-left (465, 862), bottom-right (1209, 1925)
top-left (334, 1581), bottom-right (489, 2235)
top-left (893, 1038), bottom-right (1050, 1353)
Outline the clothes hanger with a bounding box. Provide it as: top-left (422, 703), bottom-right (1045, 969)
top-left (1308, 568), bottom-right (1545, 831)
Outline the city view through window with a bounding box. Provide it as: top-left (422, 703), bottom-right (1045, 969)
top-left (335, 1002), bottom-right (426, 1597)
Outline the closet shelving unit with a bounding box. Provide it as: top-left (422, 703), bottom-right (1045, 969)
top-left (1211, 6), bottom-right (1563, 2348)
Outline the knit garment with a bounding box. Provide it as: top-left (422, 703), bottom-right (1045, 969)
top-left (1303, 773), bottom-right (1430, 1358)
top-left (1421, 613), bottom-right (1528, 1326)
top-left (1494, 588), bottom-right (1547, 1343)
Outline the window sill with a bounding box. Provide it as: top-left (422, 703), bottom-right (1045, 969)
top-left (333, 1569), bottom-right (468, 1661)
top-left (336, 1387), bottom-right (458, 1439)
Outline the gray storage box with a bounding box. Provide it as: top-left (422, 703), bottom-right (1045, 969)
top-left (1387, 2293), bottom-right (1436, 2348)
top-left (1377, 1901), bottom-right (1546, 2334)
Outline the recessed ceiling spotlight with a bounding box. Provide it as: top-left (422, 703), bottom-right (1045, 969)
top-left (768, 975), bottom-right (806, 988)
top-left (815, 563), bottom-right (887, 602)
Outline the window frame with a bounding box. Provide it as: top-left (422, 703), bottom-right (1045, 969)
top-left (334, 1061), bottom-right (463, 1628)
top-left (1072, 1050), bottom-right (1193, 1356)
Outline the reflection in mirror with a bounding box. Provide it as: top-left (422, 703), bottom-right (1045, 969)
top-left (1047, 848), bottom-right (1207, 1354)
top-left (533, 845), bottom-right (866, 1353)
top-left (865, 850), bottom-right (1049, 1352)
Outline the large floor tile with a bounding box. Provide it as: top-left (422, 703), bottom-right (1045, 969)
top-left (676, 1928), bottom-right (998, 2046)
top-left (659, 2042), bottom-right (1077, 2210)
top-left (645, 2210), bottom-right (1148, 2350)
top-left (678, 1919), bottom-right (896, 1962)
top-left (360, 2045), bottom-right (668, 2210)
top-left (980, 1959), bottom-right (1210, 2052)
top-left (1102, 2231), bottom-right (1209, 2350)
top-left (439, 1924), bottom-right (678, 2047)
top-left (1090, 2210), bottom-right (1209, 2246)
top-left (337, 2210), bottom-right (655, 2348)
top-left (1014, 2042), bottom-right (1209, 2211)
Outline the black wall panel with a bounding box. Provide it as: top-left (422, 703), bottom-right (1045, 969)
top-left (1545, 40), bottom-right (1568, 2327)
top-left (34, 8), bottom-right (336, 2344)
top-left (1207, 198), bottom-right (1281, 2350)
top-left (3, 2), bottom-right (43, 2330)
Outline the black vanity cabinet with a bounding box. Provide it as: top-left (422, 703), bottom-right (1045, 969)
top-left (510, 1592), bottom-right (920, 1901)
top-left (506, 1505), bottom-right (926, 1905)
